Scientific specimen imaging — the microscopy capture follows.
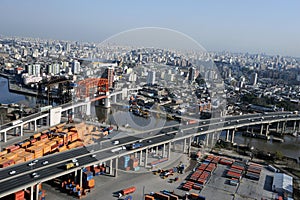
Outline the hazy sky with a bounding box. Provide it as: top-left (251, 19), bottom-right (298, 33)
top-left (1, 0), bottom-right (299, 57)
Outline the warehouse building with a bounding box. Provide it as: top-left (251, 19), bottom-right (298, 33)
top-left (272, 173), bottom-right (293, 198)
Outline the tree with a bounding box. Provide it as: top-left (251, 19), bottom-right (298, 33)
top-left (274, 151), bottom-right (283, 160)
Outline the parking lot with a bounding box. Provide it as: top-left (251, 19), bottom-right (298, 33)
top-left (43, 151), bottom-right (279, 200)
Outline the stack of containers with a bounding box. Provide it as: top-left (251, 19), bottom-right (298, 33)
top-left (26, 146), bottom-right (43, 159)
top-left (0, 159), bottom-right (15, 168)
top-left (130, 158), bottom-right (140, 171)
top-left (123, 155), bottom-right (130, 171)
top-left (205, 163), bottom-right (217, 173)
top-left (245, 162), bottom-right (262, 180)
top-left (83, 171), bottom-right (94, 189)
top-left (226, 161), bottom-right (245, 180)
top-left (197, 171), bottom-right (210, 185)
top-left (189, 170), bottom-right (202, 182)
top-left (181, 181), bottom-right (194, 191)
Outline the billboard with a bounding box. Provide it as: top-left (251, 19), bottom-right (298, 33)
top-left (50, 107), bottom-right (62, 126)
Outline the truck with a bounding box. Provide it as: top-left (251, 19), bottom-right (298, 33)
top-left (118, 186), bottom-right (136, 198)
top-left (65, 162), bottom-right (79, 170)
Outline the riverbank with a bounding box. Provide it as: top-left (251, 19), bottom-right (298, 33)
top-left (0, 73), bottom-right (37, 97)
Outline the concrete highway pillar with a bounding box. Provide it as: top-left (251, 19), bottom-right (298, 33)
top-left (30, 185), bottom-right (34, 200)
top-left (144, 150), bottom-right (148, 168)
top-left (4, 131), bottom-right (7, 142)
top-left (114, 158), bottom-right (118, 177)
top-left (74, 170), bottom-right (78, 181)
top-left (134, 152), bottom-right (138, 158)
top-left (168, 142), bottom-right (171, 159)
top-left (265, 124), bottom-right (270, 136)
top-left (231, 130), bottom-right (235, 143)
top-left (110, 160), bottom-right (113, 175)
top-left (206, 134), bottom-right (210, 148)
top-left (188, 137), bottom-right (192, 156)
top-left (225, 130), bottom-right (229, 141)
top-left (293, 121), bottom-right (297, 131)
top-left (298, 121), bottom-right (300, 132)
top-left (251, 127), bottom-right (254, 135)
top-left (34, 120), bottom-right (37, 132)
top-left (276, 122), bottom-right (280, 133)
top-left (282, 121), bottom-right (286, 133)
top-left (183, 138), bottom-right (187, 153)
top-left (46, 115), bottom-right (49, 126)
top-left (139, 151), bottom-right (143, 164)
top-left (162, 144), bottom-right (166, 158)
top-left (211, 133), bottom-right (215, 147)
top-left (260, 124), bottom-right (264, 135)
top-left (20, 124), bottom-right (23, 136)
top-left (104, 97), bottom-right (111, 108)
top-left (111, 95), bottom-right (117, 103)
top-left (79, 169), bottom-right (83, 188)
top-left (28, 122), bottom-right (31, 130)
top-left (35, 184), bottom-right (39, 200)
top-left (155, 146), bottom-right (159, 154)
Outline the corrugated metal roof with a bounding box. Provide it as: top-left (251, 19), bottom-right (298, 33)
top-left (272, 173), bottom-right (293, 194)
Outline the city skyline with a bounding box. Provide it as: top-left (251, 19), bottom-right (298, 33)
top-left (0, 0), bottom-right (300, 57)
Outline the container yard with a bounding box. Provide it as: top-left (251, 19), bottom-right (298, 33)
top-left (0, 122), bottom-right (113, 169)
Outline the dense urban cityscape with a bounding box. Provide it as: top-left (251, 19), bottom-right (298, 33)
top-left (0, 1), bottom-right (300, 200)
top-left (0, 33), bottom-right (299, 200)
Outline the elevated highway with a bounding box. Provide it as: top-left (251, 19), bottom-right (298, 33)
top-left (0, 111), bottom-right (300, 198)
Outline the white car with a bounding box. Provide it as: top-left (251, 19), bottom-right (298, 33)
top-left (33, 174), bottom-right (40, 178)
top-left (33, 159), bottom-right (39, 163)
top-left (72, 158), bottom-right (78, 163)
top-left (113, 140), bottom-right (120, 145)
top-left (31, 172), bottom-right (38, 178)
top-left (91, 154), bottom-right (96, 158)
top-left (42, 161), bottom-right (49, 165)
top-left (28, 162), bottom-right (36, 166)
top-left (9, 170), bottom-right (16, 175)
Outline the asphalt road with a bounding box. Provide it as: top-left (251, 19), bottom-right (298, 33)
top-left (0, 111), bottom-right (299, 197)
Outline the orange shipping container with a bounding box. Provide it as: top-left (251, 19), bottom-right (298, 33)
top-left (0, 159), bottom-right (15, 168)
top-left (12, 148), bottom-right (25, 155)
top-left (145, 195), bottom-right (155, 200)
top-left (33, 141), bottom-right (45, 147)
top-left (0, 150), bottom-right (8, 157)
top-left (58, 145), bottom-right (67, 152)
top-left (53, 138), bottom-right (63, 145)
top-left (46, 140), bottom-right (57, 147)
top-left (87, 179), bottom-right (95, 188)
top-left (14, 190), bottom-right (24, 199)
top-left (43, 144), bottom-right (51, 155)
top-left (14, 157), bottom-right (24, 164)
top-left (32, 133), bottom-right (41, 139)
top-left (5, 145), bottom-right (20, 153)
top-left (20, 141), bottom-right (30, 148)
top-left (3, 152), bottom-right (17, 160)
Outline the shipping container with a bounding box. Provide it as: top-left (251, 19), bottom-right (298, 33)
top-left (3, 152), bottom-right (17, 160)
top-left (0, 150), bottom-right (8, 157)
top-left (5, 145), bottom-right (20, 153)
top-left (14, 190), bottom-right (25, 200)
top-left (32, 133), bottom-right (41, 139)
top-left (153, 192), bottom-right (170, 200)
top-left (119, 186), bottom-right (136, 197)
top-left (0, 159), bottom-right (15, 168)
top-left (145, 195), bottom-right (155, 200)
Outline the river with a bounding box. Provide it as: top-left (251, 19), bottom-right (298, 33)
top-left (0, 77), bottom-right (36, 106)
